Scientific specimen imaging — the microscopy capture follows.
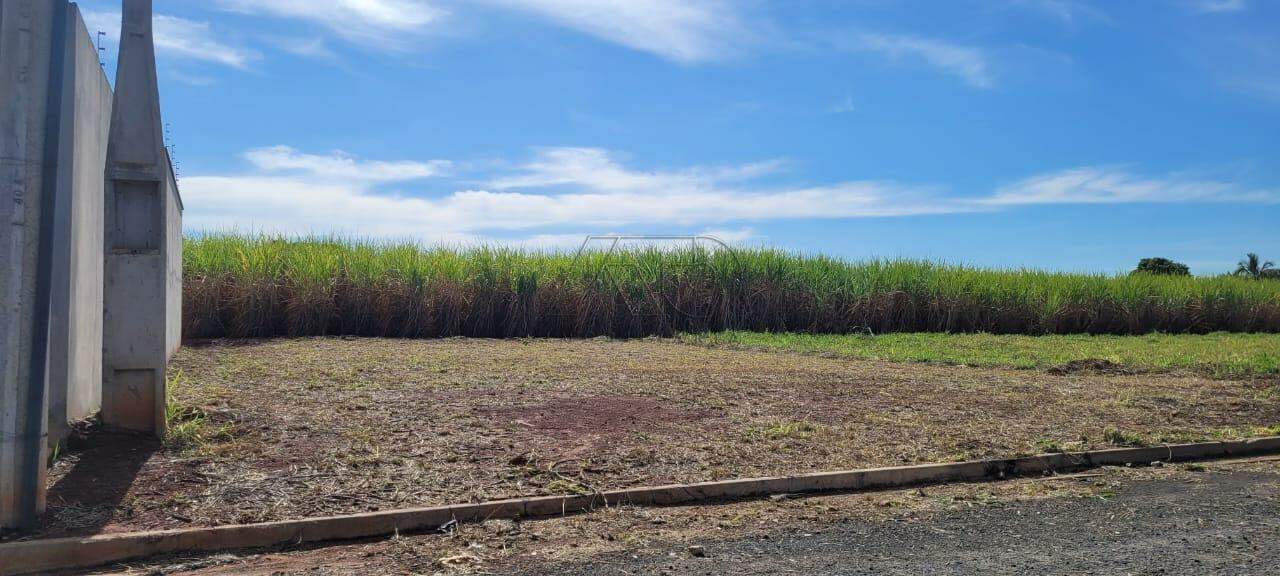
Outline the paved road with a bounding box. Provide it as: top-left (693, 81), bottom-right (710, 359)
top-left (523, 469), bottom-right (1280, 576)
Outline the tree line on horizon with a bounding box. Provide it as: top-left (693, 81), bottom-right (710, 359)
top-left (1135, 253), bottom-right (1278, 280)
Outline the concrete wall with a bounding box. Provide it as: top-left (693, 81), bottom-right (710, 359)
top-left (47, 4), bottom-right (112, 442)
top-left (2, 0), bottom-right (181, 531)
top-left (1, 0), bottom-right (65, 531)
top-left (164, 157), bottom-right (182, 358)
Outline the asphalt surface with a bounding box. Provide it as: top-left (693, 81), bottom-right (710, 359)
top-left (523, 469), bottom-right (1280, 576)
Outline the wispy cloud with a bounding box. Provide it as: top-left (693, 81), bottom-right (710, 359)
top-left (243, 146), bottom-right (452, 182)
top-left (1008, 0), bottom-right (1110, 25)
top-left (853, 33), bottom-right (994, 88)
top-left (1229, 77), bottom-right (1280, 100)
top-left (268, 36), bottom-right (337, 59)
top-left (1215, 35), bottom-right (1280, 102)
top-left (211, 0), bottom-right (754, 63)
top-left (83, 11), bottom-right (259, 69)
top-left (215, 0), bottom-right (446, 51)
top-left (827, 94), bottom-right (857, 114)
top-left (486, 147), bottom-right (787, 192)
top-left (1194, 0), bottom-right (1247, 13)
top-left (477, 0), bottom-right (754, 64)
top-left (987, 166), bottom-right (1279, 205)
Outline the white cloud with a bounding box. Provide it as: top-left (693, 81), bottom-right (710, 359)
top-left (695, 228), bottom-right (756, 245)
top-left (152, 15), bottom-right (258, 69)
top-left (987, 167), bottom-right (1279, 205)
top-left (1194, 0), bottom-right (1246, 13)
top-left (269, 36), bottom-right (337, 59)
top-left (182, 149), bottom-right (1279, 245)
top-left (487, 147), bottom-right (786, 192)
top-left (854, 33), bottom-right (994, 88)
top-left (243, 146), bottom-right (452, 182)
top-left (570, 228), bottom-right (757, 251)
top-left (478, 0), bottom-right (753, 63)
top-left (216, 0), bottom-right (446, 51)
top-left (181, 146), bottom-right (967, 241)
top-left (514, 233), bottom-right (601, 250)
top-left (83, 11), bottom-right (259, 70)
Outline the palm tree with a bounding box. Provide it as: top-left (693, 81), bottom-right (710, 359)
top-left (1235, 253), bottom-right (1276, 279)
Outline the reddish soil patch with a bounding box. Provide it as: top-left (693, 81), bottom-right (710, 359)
top-left (488, 395), bottom-right (709, 434)
top-left (483, 395), bottom-right (716, 458)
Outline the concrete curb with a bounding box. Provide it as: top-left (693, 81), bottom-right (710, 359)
top-left (4, 436), bottom-right (1279, 575)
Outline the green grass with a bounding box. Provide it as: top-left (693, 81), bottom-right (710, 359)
top-left (163, 369), bottom-right (232, 454)
top-left (183, 233), bottom-right (1280, 339)
top-left (682, 331), bottom-right (1280, 378)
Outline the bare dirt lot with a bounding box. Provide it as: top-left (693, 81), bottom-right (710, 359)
top-left (28, 337), bottom-right (1280, 541)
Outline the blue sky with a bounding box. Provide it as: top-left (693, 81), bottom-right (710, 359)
top-left (79, 0), bottom-right (1279, 273)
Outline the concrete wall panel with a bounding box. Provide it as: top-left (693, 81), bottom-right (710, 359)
top-left (65, 5), bottom-right (111, 422)
top-left (1, 0), bottom-right (63, 531)
top-left (164, 166), bottom-right (182, 358)
top-left (47, 4), bottom-right (112, 441)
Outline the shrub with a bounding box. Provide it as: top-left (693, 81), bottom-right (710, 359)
top-left (1133, 257), bottom-right (1190, 277)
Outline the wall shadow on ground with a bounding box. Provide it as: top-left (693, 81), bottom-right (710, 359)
top-left (39, 429), bottom-right (160, 539)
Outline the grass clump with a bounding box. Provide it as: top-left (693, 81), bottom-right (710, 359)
top-left (685, 331), bottom-right (1280, 378)
top-left (184, 234), bottom-right (1280, 340)
top-left (163, 369), bottom-right (231, 454)
top-left (1102, 428), bottom-right (1149, 447)
top-left (749, 420), bottom-right (819, 441)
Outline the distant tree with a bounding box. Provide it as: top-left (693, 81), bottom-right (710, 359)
top-left (1133, 257), bottom-right (1190, 276)
top-left (1235, 253), bottom-right (1276, 280)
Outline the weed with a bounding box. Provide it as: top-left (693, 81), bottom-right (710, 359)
top-left (1034, 438), bottom-right (1065, 453)
top-left (47, 442), bottom-right (63, 466)
top-left (546, 478), bottom-right (591, 496)
top-left (163, 369), bottom-right (232, 454)
top-left (747, 420), bottom-right (819, 442)
top-left (1102, 427), bottom-right (1148, 447)
top-left (1112, 388), bottom-right (1138, 407)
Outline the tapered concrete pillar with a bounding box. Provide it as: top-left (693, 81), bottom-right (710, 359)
top-left (1, 0), bottom-right (66, 531)
top-left (102, 0), bottom-right (182, 436)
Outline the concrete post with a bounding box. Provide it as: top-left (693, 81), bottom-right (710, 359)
top-left (102, 0), bottom-right (181, 436)
top-left (1, 0), bottom-right (67, 531)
